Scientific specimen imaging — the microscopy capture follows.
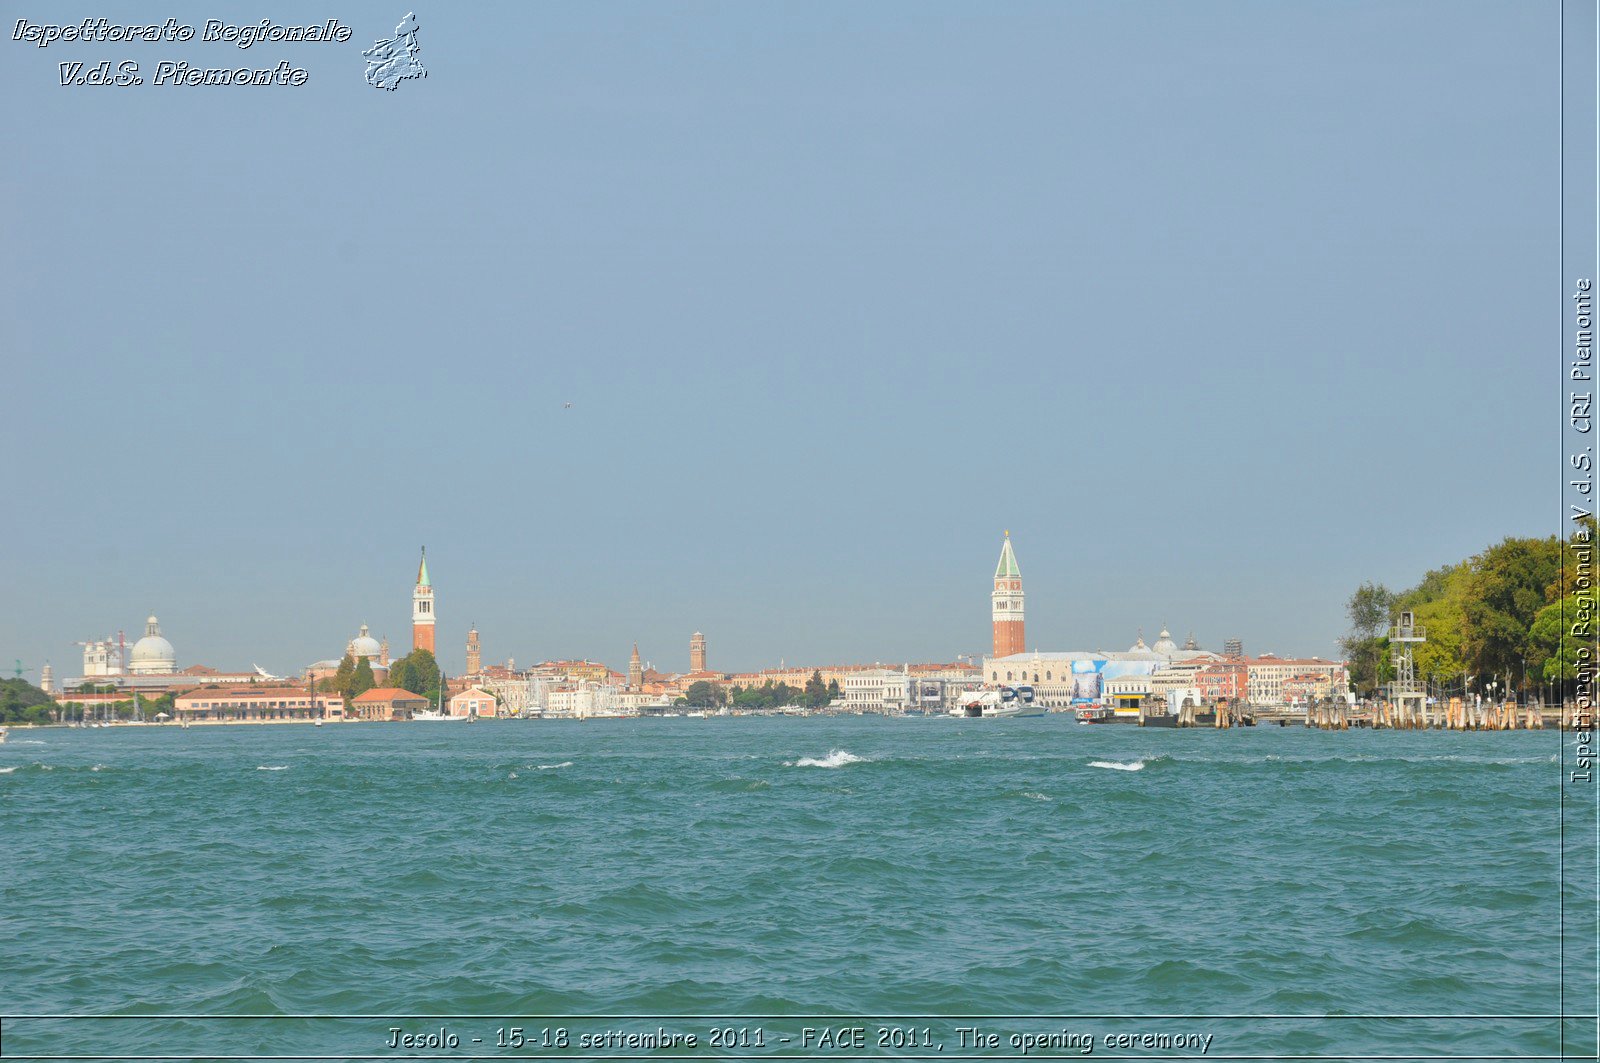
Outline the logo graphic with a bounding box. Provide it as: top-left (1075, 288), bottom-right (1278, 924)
top-left (363, 12), bottom-right (426, 90)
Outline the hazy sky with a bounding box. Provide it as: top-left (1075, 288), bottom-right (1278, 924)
top-left (2, 1), bottom-right (1557, 678)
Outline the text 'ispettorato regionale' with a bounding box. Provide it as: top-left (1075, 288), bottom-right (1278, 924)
top-left (12, 18), bottom-right (353, 87)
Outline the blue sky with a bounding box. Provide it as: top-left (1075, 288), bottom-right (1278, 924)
top-left (2, 1), bottom-right (1556, 678)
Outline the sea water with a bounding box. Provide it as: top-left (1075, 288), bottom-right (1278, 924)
top-left (0, 717), bottom-right (1588, 1059)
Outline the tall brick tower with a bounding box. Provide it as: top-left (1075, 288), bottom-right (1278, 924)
top-left (992, 532), bottom-right (1025, 658)
top-left (690, 631), bottom-right (707, 673)
top-left (465, 624), bottom-right (481, 674)
top-left (629, 643), bottom-right (643, 690)
top-left (412, 547), bottom-right (436, 654)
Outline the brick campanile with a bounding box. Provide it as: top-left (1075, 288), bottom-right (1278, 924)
top-left (412, 546), bottom-right (436, 654)
top-left (991, 532), bottom-right (1025, 658)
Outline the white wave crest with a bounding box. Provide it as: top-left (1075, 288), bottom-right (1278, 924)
top-left (536, 761), bottom-right (573, 770)
top-left (508, 771), bottom-right (519, 780)
top-left (255, 765), bottom-right (290, 772)
top-left (1020, 791), bottom-right (1052, 801)
top-left (10, 739), bottom-right (46, 745)
top-left (787, 749), bottom-right (867, 768)
top-left (90, 764), bottom-right (107, 772)
top-left (0, 766), bottom-right (16, 774)
top-left (1089, 759), bottom-right (1145, 771)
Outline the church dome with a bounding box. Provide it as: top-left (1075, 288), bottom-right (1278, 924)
top-left (349, 623), bottom-right (382, 660)
top-left (129, 615), bottom-right (177, 674)
top-left (1152, 627), bottom-right (1178, 655)
top-left (1129, 632), bottom-right (1149, 653)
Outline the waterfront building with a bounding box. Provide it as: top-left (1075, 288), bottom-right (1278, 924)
top-left (992, 533), bottom-right (1025, 658)
top-left (1104, 673), bottom-right (1153, 715)
top-left (175, 686), bottom-right (345, 721)
top-left (1195, 659), bottom-right (1249, 703)
top-left (1244, 655), bottom-right (1349, 708)
top-left (548, 684), bottom-right (632, 718)
top-left (448, 685), bottom-right (496, 719)
top-left (470, 674), bottom-right (547, 716)
top-left (412, 547), bottom-right (435, 654)
top-left (690, 631), bottom-right (707, 673)
top-left (128, 615), bottom-right (177, 675)
top-left (984, 636), bottom-right (1219, 709)
top-left (465, 625), bottom-right (481, 674)
top-left (351, 686), bottom-right (429, 720)
top-left (843, 668), bottom-right (907, 714)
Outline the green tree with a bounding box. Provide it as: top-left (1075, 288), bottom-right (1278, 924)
top-left (332, 654), bottom-right (356, 698)
top-left (0, 678), bottom-right (56, 724)
top-left (350, 657), bottom-right (376, 699)
top-left (826, 679), bottom-right (840, 701)
top-left (1340, 581), bottom-right (1394, 696)
top-left (388, 656), bottom-right (417, 696)
top-left (1393, 563), bottom-right (1472, 683)
top-left (1460, 535), bottom-right (1562, 688)
top-left (803, 670), bottom-right (828, 708)
top-left (684, 680), bottom-right (725, 708)
top-left (1529, 593), bottom-right (1589, 684)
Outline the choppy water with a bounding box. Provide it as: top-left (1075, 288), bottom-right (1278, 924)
top-left (0, 717), bottom-right (1591, 1060)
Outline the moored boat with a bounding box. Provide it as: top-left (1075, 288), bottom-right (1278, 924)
top-left (951, 685), bottom-right (1045, 718)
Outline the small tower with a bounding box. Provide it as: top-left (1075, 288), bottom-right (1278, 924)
top-left (991, 532), bottom-right (1025, 658)
top-left (1223, 637), bottom-right (1243, 658)
top-left (466, 624), bottom-right (481, 674)
top-left (1388, 610), bottom-right (1428, 725)
top-left (629, 643), bottom-right (643, 690)
top-left (39, 661), bottom-right (54, 695)
top-left (412, 547), bottom-right (436, 654)
top-left (690, 631), bottom-right (707, 673)
top-left (380, 636), bottom-right (390, 667)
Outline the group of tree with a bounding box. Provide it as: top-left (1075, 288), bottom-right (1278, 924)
top-left (1340, 522), bottom-right (1587, 699)
top-left (0, 677), bottom-right (57, 724)
top-left (680, 671), bottom-right (841, 710)
top-left (385, 648), bottom-right (444, 706)
top-left (315, 648), bottom-right (444, 705)
top-left (320, 653), bottom-right (377, 701)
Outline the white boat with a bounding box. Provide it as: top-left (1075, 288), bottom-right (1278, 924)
top-left (412, 709), bottom-right (466, 722)
top-left (0, 727), bottom-right (8, 744)
top-left (950, 685), bottom-right (1046, 719)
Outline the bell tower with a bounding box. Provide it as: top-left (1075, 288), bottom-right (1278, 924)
top-left (412, 546), bottom-right (436, 654)
top-left (991, 531), bottom-right (1025, 658)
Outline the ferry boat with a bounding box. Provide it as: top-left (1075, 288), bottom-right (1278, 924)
top-left (951, 685), bottom-right (1045, 719)
top-left (1075, 706), bottom-right (1114, 724)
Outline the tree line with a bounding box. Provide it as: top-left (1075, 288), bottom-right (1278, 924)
top-left (678, 671), bottom-right (841, 709)
top-left (1341, 523), bottom-right (1588, 699)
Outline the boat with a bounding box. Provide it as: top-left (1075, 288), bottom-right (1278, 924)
top-left (1075, 706), bottom-right (1114, 724)
top-left (314, 719), bottom-right (324, 727)
top-left (951, 685), bottom-right (1046, 718)
top-left (412, 709), bottom-right (465, 722)
top-left (1139, 712), bottom-right (1180, 728)
top-left (0, 726), bottom-right (8, 744)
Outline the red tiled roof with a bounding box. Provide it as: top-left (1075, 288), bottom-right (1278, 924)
top-left (351, 687), bottom-right (426, 702)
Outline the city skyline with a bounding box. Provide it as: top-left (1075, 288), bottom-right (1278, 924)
top-left (2, 1), bottom-right (1552, 677)
top-left (36, 532), bottom-right (1439, 682)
